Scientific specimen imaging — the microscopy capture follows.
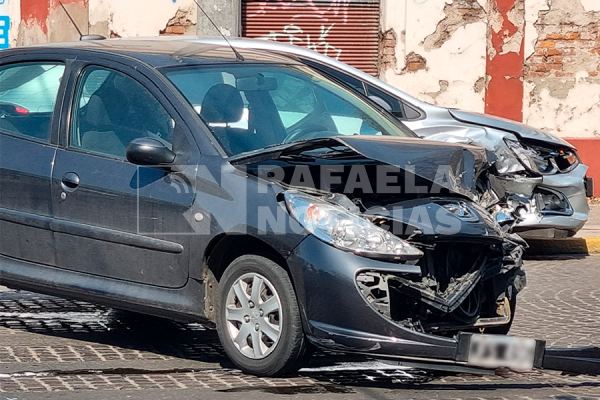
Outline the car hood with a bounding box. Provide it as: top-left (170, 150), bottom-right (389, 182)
top-left (449, 110), bottom-right (575, 149)
top-left (232, 136), bottom-right (490, 201)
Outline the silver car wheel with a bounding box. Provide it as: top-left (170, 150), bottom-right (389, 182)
top-left (225, 272), bottom-right (282, 359)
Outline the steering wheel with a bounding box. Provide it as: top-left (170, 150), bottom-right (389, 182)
top-left (283, 125), bottom-right (339, 143)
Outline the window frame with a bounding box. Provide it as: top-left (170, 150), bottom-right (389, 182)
top-left (0, 59), bottom-right (67, 145)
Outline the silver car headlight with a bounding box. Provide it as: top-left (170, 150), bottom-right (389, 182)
top-left (505, 139), bottom-right (556, 174)
top-left (504, 139), bottom-right (579, 175)
top-left (284, 192), bottom-right (423, 261)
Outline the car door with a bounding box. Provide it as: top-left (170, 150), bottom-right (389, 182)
top-left (51, 61), bottom-right (199, 288)
top-left (0, 60), bottom-right (65, 266)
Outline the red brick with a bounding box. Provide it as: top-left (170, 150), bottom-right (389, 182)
top-left (383, 39), bottom-right (395, 48)
top-left (546, 33), bottom-right (563, 39)
top-left (169, 26), bottom-right (186, 34)
top-left (564, 32), bottom-right (580, 40)
top-left (554, 71), bottom-right (573, 77)
top-left (539, 40), bottom-right (555, 48)
top-left (406, 62), bottom-right (426, 72)
top-left (546, 48), bottom-right (561, 56)
top-left (589, 71), bottom-right (599, 77)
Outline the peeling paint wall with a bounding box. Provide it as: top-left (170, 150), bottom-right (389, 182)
top-left (89, 0), bottom-right (197, 39)
top-left (381, 0), bottom-right (599, 141)
top-left (16, 0), bottom-right (88, 46)
top-left (381, 0), bottom-right (487, 112)
top-left (524, 0), bottom-right (600, 138)
top-left (8, 0), bottom-right (197, 46)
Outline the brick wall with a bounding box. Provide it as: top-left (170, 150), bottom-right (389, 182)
top-left (526, 26), bottom-right (600, 79)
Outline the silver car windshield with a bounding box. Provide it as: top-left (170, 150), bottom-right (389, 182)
top-left (163, 64), bottom-right (414, 156)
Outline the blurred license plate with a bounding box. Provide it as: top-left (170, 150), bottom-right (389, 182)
top-left (468, 334), bottom-right (537, 370)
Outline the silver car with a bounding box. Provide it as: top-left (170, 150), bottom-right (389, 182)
top-left (191, 38), bottom-right (591, 239)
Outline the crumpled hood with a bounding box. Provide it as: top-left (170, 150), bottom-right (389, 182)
top-left (337, 136), bottom-right (489, 200)
top-left (234, 136), bottom-right (491, 201)
top-left (449, 110), bottom-right (575, 149)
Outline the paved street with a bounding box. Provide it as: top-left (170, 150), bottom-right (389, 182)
top-left (0, 255), bottom-right (599, 399)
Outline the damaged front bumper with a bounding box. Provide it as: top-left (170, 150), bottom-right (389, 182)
top-left (490, 164), bottom-right (590, 238)
top-left (286, 228), bottom-right (525, 365)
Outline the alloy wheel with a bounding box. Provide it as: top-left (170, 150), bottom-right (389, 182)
top-left (225, 272), bottom-right (282, 359)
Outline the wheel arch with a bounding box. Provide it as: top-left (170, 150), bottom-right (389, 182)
top-left (201, 233), bottom-right (291, 321)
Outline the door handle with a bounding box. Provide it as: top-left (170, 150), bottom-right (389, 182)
top-left (61, 172), bottom-right (80, 192)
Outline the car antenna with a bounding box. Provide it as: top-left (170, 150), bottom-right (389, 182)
top-left (191, 0), bottom-right (244, 62)
top-left (58, 1), bottom-right (106, 41)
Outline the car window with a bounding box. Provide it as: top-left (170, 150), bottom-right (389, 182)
top-left (270, 74), bottom-right (316, 129)
top-left (301, 59), bottom-right (365, 94)
top-left (165, 64), bottom-right (413, 156)
top-left (0, 63), bottom-right (65, 142)
top-left (70, 66), bottom-right (174, 159)
top-left (365, 84), bottom-right (405, 119)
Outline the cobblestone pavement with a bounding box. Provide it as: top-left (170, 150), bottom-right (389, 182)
top-left (0, 255), bottom-right (599, 399)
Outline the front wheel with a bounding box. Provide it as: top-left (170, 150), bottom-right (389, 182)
top-left (216, 255), bottom-right (309, 376)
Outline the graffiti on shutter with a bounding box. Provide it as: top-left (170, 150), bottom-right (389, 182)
top-left (243, 0), bottom-right (380, 75)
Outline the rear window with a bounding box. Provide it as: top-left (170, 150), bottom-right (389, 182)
top-left (0, 63), bottom-right (65, 142)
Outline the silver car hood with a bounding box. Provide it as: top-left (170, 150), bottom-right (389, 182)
top-left (449, 110), bottom-right (575, 150)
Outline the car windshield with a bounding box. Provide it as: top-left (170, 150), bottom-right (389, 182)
top-left (163, 64), bottom-right (414, 156)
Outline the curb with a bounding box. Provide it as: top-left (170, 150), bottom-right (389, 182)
top-left (525, 237), bottom-right (600, 256)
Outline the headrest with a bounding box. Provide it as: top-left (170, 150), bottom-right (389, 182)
top-left (84, 95), bottom-right (111, 126)
top-left (200, 84), bottom-right (244, 124)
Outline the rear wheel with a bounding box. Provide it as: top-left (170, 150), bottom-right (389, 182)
top-left (216, 255), bottom-right (308, 376)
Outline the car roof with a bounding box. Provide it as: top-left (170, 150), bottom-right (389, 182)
top-left (4, 38), bottom-right (303, 69)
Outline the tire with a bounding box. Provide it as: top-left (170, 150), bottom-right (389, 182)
top-left (485, 297), bottom-right (517, 335)
top-left (216, 255), bottom-right (308, 376)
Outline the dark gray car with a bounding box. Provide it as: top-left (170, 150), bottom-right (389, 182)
top-left (1, 39), bottom-right (534, 376)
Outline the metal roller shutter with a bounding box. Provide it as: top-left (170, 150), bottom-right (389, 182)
top-left (242, 0), bottom-right (381, 75)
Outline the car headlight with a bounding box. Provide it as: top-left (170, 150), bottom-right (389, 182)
top-left (505, 139), bottom-right (557, 174)
top-left (284, 192), bottom-right (423, 261)
top-left (505, 139), bottom-right (579, 175)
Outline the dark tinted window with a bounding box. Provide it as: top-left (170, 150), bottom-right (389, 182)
top-left (403, 102), bottom-right (423, 120)
top-left (365, 84), bottom-right (405, 118)
top-left (70, 66), bottom-right (174, 158)
top-left (0, 63), bottom-right (65, 142)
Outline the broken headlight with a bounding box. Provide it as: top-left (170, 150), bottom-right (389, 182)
top-left (284, 192), bottom-right (423, 261)
top-left (505, 139), bottom-right (579, 175)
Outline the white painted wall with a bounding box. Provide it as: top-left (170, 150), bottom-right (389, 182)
top-left (89, 0), bottom-right (197, 38)
top-left (381, 0), bottom-right (486, 113)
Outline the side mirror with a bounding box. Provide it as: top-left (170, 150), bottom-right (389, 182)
top-left (126, 138), bottom-right (176, 168)
top-left (368, 95), bottom-right (393, 113)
